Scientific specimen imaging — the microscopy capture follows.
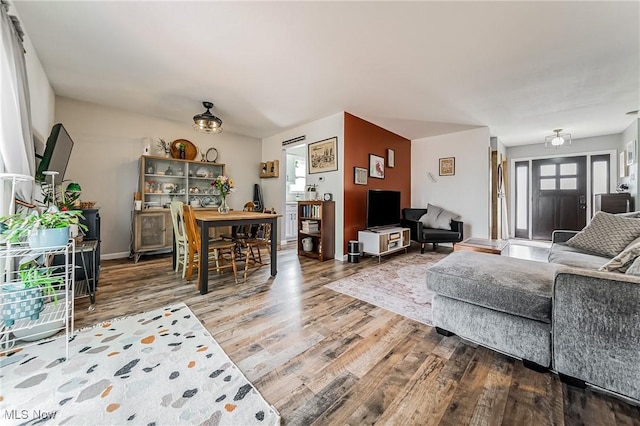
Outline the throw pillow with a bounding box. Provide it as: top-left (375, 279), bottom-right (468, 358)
top-left (599, 241), bottom-right (640, 272)
top-left (625, 256), bottom-right (640, 276)
top-left (419, 204), bottom-right (460, 230)
top-left (566, 211), bottom-right (640, 258)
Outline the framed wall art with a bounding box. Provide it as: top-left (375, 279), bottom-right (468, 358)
top-left (369, 154), bottom-right (385, 179)
top-left (354, 167), bottom-right (368, 185)
top-left (620, 152), bottom-right (627, 178)
top-left (439, 157), bottom-right (455, 176)
top-left (308, 137), bottom-right (338, 174)
top-left (627, 140), bottom-right (636, 165)
top-left (387, 149), bottom-right (395, 168)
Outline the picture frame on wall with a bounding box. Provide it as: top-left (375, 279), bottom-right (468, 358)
top-left (627, 140), bottom-right (636, 166)
top-left (354, 167), bottom-right (368, 185)
top-left (387, 149), bottom-right (395, 168)
top-left (439, 157), bottom-right (455, 176)
top-left (308, 137), bottom-right (338, 174)
top-left (369, 154), bottom-right (385, 179)
top-left (620, 152), bottom-right (627, 178)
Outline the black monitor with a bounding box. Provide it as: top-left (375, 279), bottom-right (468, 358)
top-left (36, 123), bottom-right (74, 183)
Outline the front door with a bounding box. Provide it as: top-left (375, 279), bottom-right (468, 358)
top-left (531, 156), bottom-right (587, 240)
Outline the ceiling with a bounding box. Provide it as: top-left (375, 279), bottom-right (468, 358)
top-left (12, 1), bottom-right (640, 146)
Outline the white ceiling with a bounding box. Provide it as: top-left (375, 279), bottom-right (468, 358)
top-left (12, 1), bottom-right (640, 146)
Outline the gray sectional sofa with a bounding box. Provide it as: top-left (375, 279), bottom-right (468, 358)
top-left (427, 220), bottom-right (640, 402)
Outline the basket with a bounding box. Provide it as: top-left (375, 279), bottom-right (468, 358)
top-left (79, 201), bottom-right (96, 209)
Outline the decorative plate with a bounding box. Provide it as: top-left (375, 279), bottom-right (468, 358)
top-left (206, 147), bottom-right (219, 163)
top-left (195, 166), bottom-right (209, 177)
top-left (170, 139), bottom-right (198, 160)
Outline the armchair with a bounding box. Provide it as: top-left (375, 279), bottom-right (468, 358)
top-left (401, 208), bottom-right (463, 253)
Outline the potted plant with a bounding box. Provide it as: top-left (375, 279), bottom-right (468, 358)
top-left (0, 207), bottom-right (87, 248)
top-left (1, 259), bottom-right (63, 326)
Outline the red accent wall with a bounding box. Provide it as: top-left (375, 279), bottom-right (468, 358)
top-left (343, 113), bottom-right (411, 252)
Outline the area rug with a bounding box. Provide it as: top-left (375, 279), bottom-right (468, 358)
top-left (325, 252), bottom-right (448, 325)
top-left (0, 303), bottom-right (280, 425)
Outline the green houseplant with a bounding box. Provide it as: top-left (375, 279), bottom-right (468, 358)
top-left (0, 207), bottom-right (86, 247)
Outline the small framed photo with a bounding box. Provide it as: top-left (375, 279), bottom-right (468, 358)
top-left (369, 154), bottom-right (385, 179)
top-left (627, 140), bottom-right (636, 165)
top-left (439, 157), bottom-right (455, 176)
top-left (354, 167), bottom-right (368, 185)
top-left (308, 137), bottom-right (338, 174)
top-left (387, 149), bottom-right (395, 168)
top-left (620, 152), bottom-right (627, 178)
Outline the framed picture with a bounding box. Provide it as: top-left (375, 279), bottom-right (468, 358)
top-left (308, 137), bottom-right (338, 174)
top-left (627, 140), bottom-right (636, 165)
top-left (620, 152), bottom-right (627, 178)
top-left (369, 154), bottom-right (385, 179)
top-left (439, 157), bottom-right (455, 176)
top-left (387, 149), bottom-right (395, 168)
top-left (354, 167), bottom-right (368, 185)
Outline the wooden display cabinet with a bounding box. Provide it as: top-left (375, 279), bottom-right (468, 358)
top-left (259, 160), bottom-right (280, 178)
top-left (297, 200), bottom-right (335, 262)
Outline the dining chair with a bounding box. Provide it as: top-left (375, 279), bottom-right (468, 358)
top-left (241, 208), bottom-right (275, 281)
top-left (182, 204), bottom-right (238, 285)
top-left (169, 201), bottom-right (189, 278)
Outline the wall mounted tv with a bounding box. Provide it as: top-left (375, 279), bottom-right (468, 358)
top-left (35, 123), bottom-right (74, 183)
top-left (366, 189), bottom-right (401, 229)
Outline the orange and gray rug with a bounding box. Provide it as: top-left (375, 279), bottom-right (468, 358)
top-left (325, 251), bottom-right (448, 325)
top-left (0, 303), bottom-right (280, 425)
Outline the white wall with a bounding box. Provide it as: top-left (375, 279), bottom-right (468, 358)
top-left (56, 97), bottom-right (262, 258)
top-left (261, 112), bottom-right (345, 257)
top-left (506, 134), bottom-right (621, 159)
top-left (23, 34), bottom-right (54, 145)
top-left (411, 127), bottom-right (491, 239)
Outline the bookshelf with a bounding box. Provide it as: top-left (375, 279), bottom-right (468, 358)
top-left (297, 200), bottom-right (335, 262)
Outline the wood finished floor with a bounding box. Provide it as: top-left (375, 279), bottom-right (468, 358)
top-left (74, 245), bottom-right (640, 426)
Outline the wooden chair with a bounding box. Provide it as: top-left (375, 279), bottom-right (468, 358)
top-left (182, 204), bottom-right (238, 285)
top-left (169, 201), bottom-right (189, 278)
top-left (241, 208), bottom-right (275, 281)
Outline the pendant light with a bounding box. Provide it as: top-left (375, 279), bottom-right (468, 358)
top-left (193, 101), bottom-right (223, 134)
top-left (545, 129), bottom-right (571, 148)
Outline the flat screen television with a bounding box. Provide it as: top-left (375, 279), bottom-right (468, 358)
top-left (36, 123), bottom-right (74, 183)
top-left (366, 189), bottom-right (401, 229)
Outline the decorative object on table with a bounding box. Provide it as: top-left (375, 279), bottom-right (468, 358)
top-left (193, 101), bottom-right (223, 134)
top-left (616, 183), bottom-right (629, 193)
top-left (354, 166), bottom-right (368, 185)
top-left (211, 175), bottom-right (235, 214)
top-left (170, 139), bottom-right (198, 160)
top-left (157, 139), bottom-right (171, 157)
top-left (325, 252), bottom-right (447, 325)
top-left (206, 147), bottom-right (219, 162)
top-left (308, 137), bottom-right (338, 174)
top-left (369, 154), bottom-right (385, 179)
top-left (306, 184), bottom-right (318, 200)
top-left (387, 148), bottom-right (395, 168)
top-left (41, 180), bottom-right (83, 211)
top-left (627, 139), bottom-right (636, 165)
top-left (0, 303), bottom-right (280, 425)
top-left (439, 157), bottom-right (455, 176)
top-left (323, 193), bottom-right (333, 201)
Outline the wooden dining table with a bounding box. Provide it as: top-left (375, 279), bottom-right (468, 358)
top-left (194, 210), bottom-right (282, 294)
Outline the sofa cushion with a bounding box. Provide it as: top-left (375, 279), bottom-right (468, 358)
top-left (420, 204), bottom-right (460, 230)
top-left (566, 211), bottom-right (640, 258)
top-left (427, 251), bottom-right (559, 323)
top-left (626, 257), bottom-right (640, 276)
top-left (549, 243), bottom-right (611, 269)
top-left (600, 241), bottom-right (640, 272)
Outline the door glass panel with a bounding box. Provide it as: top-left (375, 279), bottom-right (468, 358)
top-left (560, 178), bottom-right (577, 190)
top-left (560, 163), bottom-right (577, 175)
top-left (592, 161), bottom-right (608, 195)
top-left (540, 178), bottom-right (556, 190)
top-left (540, 164), bottom-right (555, 176)
top-left (516, 165), bottom-right (528, 229)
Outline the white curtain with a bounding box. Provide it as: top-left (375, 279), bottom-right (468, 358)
top-left (0, 1), bottom-right (35, 216)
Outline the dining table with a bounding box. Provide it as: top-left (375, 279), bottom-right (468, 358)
top-left (194, 210), bottom-right (282, 294)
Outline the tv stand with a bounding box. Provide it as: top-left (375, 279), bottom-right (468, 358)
top-left (358, 227), bottom-right (410, 262)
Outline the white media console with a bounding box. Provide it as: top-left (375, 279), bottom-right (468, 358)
top-left (358, 227), bottom-right (410, 261)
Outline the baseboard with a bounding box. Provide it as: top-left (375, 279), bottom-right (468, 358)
top-left (101, 251), bottom-right (130, 260)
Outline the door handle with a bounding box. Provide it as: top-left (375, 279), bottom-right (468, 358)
top-left (579, 195), bottom-right (586, 210)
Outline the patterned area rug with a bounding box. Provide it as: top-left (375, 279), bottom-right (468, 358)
top-left (325, 252), bottom-right (449, 325)
top-left (0, 303), bottom-right (280, 425)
